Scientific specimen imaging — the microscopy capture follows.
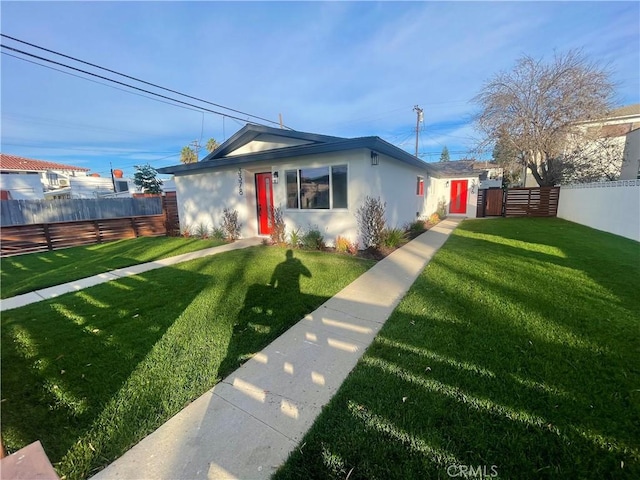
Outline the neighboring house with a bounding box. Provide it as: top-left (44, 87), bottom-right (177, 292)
top-left (42, 175), bottom-right (116, 200)
top-left (523, 104), bottom-right (640, 186)
top-left (621, 127), bottom-right (640, 180)
top-left (158, 124), bottom-right (483, 245)
top-left (0, 153), bottom-right (92, 198)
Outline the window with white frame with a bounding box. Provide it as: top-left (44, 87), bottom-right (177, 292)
top-left (286, 165), bottom-right (348, 209)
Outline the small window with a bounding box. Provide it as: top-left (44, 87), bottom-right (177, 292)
top-left (286, 170), bottom-right (299, 209)
top-left (417, 176), bottom-right (424, 196)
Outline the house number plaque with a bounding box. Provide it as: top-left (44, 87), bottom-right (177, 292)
top-left (237, 168), bottom-right (243, 196)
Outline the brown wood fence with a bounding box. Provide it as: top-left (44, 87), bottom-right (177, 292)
top-left (1, 192), bottom-right (182, 256)
top-left (477, 187), bottom-right (560, 218)
top-left (504, 187), bottom-right (560, 217)
top-left (0, 215), bottom-right (167, 257)
top-left (162, 192), bottom-right (180, 236)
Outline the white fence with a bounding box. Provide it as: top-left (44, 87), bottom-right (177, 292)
top-left (557, 180), bottom-right (640, 242)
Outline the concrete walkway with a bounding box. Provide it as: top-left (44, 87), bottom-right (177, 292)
top-left (0, 237), bottom-right (264, 312)
top-left (90, 218), bottom-right (461, 480)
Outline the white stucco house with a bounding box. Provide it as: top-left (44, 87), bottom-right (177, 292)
top-left (159, 125), bottom-right (487, 246)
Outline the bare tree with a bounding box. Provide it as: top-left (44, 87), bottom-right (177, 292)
top-left (560, 135), bottom-right (624, 183)
top-left (474, 50), bottom-right (616, 186)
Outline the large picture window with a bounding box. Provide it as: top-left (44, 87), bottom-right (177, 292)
top-left (285, 165), bottom-right (348, 210)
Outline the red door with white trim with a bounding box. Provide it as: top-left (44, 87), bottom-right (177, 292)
top-left (449, 180), bottom-right (468, 214)
top-left (255, 173), bottom-right (274, 235)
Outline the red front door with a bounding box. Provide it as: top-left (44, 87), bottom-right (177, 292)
top-left (255, 173), bottom-right (274, 235)
top-left (449, 180), bottom-right (468, 214)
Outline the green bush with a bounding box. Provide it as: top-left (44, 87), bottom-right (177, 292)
top-left (194, 223), bottom-right (210, 239)
top-left (428, 212), bottom-right (441, 224)
top-left (406, 220), bottom-right (426, 238)
top-left (289, 228), bottom-right (301, 249)
top-left (382, 227), bottom-right (408, 248)
top-left (302, 227), bottom-right (325, 250)
top-left (211, 226), bottom-right (226, 241)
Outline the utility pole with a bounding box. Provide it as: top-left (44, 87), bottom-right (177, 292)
top-left (189, 140), bottom-right (202, 161)
top-left (279, 113), bottom-right (284, 129)
top-left (413, 105), bottom-right (424, 157)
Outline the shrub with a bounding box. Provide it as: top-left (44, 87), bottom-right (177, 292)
top-left (269, 207), bottom-right (287, 245)
top-left (194, 223), bottom-right (210, 239)
top-left (211, 226), bottom-right (226, 241)
top-left (180, 224), bottom-right (192, 238)
top-left (436, 198), bottom-right (447, 218)
top-left (289, 228), bottom-right (301, 249)
top-left (335, 235), bottom-right (358, 255)
top-left (221, 208), bottom-right (241, 241)
top-left (302, 227), bottom-right (325, 250)
top-left (428, 212), bottom-right (441, 224)
top-left (356, 196), bottom-right (386, 249)
top-left (406, 220), bottom-right (426, 238)
top-left (382, 228), bottom-right (408, 248)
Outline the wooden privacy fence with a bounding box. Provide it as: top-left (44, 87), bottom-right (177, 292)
top-left (477, 187), bottom-right (560, 218)
top-left (504, 187), bottom-right (560, 217)
top-left (0, 193), bottom-right (181, 256)
top-left (0, 216), bottom-right (166, 257)
top-left (1, 197), bottom-right (163, 226)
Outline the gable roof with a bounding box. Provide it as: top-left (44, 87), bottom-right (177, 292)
top-left (427, 160), bottom-right (501, 178)
top-left (607, 104), bottom-right (640, 120)
top-left (0, 153), bottom-right (90, 172)
top-left (159, 124), bottom-right (438, 176)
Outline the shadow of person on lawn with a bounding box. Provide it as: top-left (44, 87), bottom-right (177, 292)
top-left (269, 249), bottom-right (312, 293)
top-left (224, 249), bottom-right (321, 373)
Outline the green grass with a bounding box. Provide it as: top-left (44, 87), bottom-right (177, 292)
top-left (274, 218), bottom-right (640, 480)
top-left (1, 246), bottom-right (374, 479)
top-left (0, 236), bottom-right (227, 299)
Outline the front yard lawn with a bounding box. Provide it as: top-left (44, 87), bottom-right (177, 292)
top-left (1, 246), bottom-right (374, 479)
top-left (1, 236), bottom-right (227, 299)
top-left (274, 218), bottom-right (640, 479)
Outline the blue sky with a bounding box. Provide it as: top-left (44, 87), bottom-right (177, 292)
top-left (1, 1), bottom-right (639, 178)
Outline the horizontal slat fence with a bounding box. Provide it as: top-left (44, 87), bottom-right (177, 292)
top-left (504, 187), bottom-right (560, 217)
top-left (0, 215), bottom-right (166, 257)
top-left (1, 197), bottom-right (163, 227)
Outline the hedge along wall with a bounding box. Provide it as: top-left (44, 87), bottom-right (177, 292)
top-left (557, 179), bottom-right (640, 242)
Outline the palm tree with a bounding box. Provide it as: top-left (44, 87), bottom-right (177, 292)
top-left (180, 146), bottom-right (197, 164)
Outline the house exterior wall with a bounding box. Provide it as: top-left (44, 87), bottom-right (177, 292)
top-left (227, 135), bottom-right (312, 157)
top-left (426, 177), bottom-right (479, 218)
top-left (173, 149), bottom-right (430, 246)
top-left (620, 129), bottom-right (640, 180)
top-left (0, 173), bottom-right (44, 199)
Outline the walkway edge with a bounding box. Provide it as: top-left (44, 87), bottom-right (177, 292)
top-left (0, 237), bottom-right (263, 312)
top-left (90, 218), bottom-right (462, 480)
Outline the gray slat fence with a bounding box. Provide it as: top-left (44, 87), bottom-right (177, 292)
top-left (0, 197), bottom-right (163, 227)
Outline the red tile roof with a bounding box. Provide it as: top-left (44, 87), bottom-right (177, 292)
top-left (0, 153), bottom-right (90, 172)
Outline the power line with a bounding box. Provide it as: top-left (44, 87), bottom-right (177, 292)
top-left (1, 51), bottom-right (204, 114)
top-left (1, 44), bottom-right (267, 126)
top-left (1, 33), bottom-right (290, 129)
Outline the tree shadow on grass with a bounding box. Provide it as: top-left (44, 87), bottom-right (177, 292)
top-left (0, 265), bottom-right (209, 469)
